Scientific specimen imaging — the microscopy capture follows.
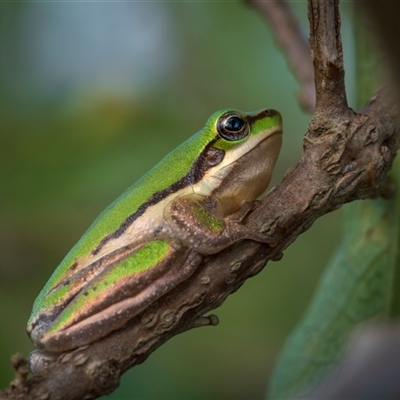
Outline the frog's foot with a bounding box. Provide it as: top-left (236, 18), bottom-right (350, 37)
top-left (225, 200), bottom-right (261, 224)
top-left (28, 349), bottom-right (59, 375)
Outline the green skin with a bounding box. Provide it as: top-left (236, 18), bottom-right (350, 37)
top-left (27, 108), bottom-right (282, 353)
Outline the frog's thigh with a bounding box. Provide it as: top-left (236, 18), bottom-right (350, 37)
top-left (164, 194), bottom-right (225, 248)
top-left (165, 194), bottom-right (250, 254)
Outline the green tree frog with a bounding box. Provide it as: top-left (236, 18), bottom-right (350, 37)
top-left (27, 108), bottom-right (282, 354)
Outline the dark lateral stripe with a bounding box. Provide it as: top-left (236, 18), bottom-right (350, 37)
top-left (92, 139), bottom-right (224, 255)
top-left (247, 109), bottom-right (278, 126)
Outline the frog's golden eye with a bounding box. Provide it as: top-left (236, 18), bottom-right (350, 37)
top-left (217, 112), bottom-right (249, 141)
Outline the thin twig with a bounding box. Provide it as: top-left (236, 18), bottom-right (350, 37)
top-left (308, 0), bottom-right (348, 114)
top-left (246, 0), bottom-right (315, 112)
top-left (363, 2), bottom-right (400, 97)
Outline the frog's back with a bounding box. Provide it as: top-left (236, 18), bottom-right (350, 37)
top-left (35, 126), bottom-right (215, 298)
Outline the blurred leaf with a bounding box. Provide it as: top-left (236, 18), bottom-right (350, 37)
top-left (268, 115), bottom-right (396, 400)
top-left (267, 170), bottom-right (400, 399)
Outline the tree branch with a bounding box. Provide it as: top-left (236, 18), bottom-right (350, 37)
top-left (363, 2), bottom-right (400, 97)
top-left (246, 0), bottom-right (316, 112)
top-left (1, 1), bottom-right (399, 399)
top-left (309, 0), bottom-right (347, 114)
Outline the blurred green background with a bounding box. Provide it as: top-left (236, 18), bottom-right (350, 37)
top-left (0, 2), bottom-right (355, 399)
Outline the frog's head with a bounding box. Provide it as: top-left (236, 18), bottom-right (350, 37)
top-left (195, 108), bottom-right (283, 215)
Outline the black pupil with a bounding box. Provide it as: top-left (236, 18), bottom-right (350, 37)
top-left (225, 116), bottom-right (244, 132)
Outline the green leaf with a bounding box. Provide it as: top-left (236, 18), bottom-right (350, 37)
top-left (267, 160), bottom-right (400, 399)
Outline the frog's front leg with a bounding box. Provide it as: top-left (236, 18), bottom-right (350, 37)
top-left (164, 194), bottom-right (275, 255)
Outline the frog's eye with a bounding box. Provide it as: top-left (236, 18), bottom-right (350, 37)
top-left (217, 112), bottom-right (249, 141)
